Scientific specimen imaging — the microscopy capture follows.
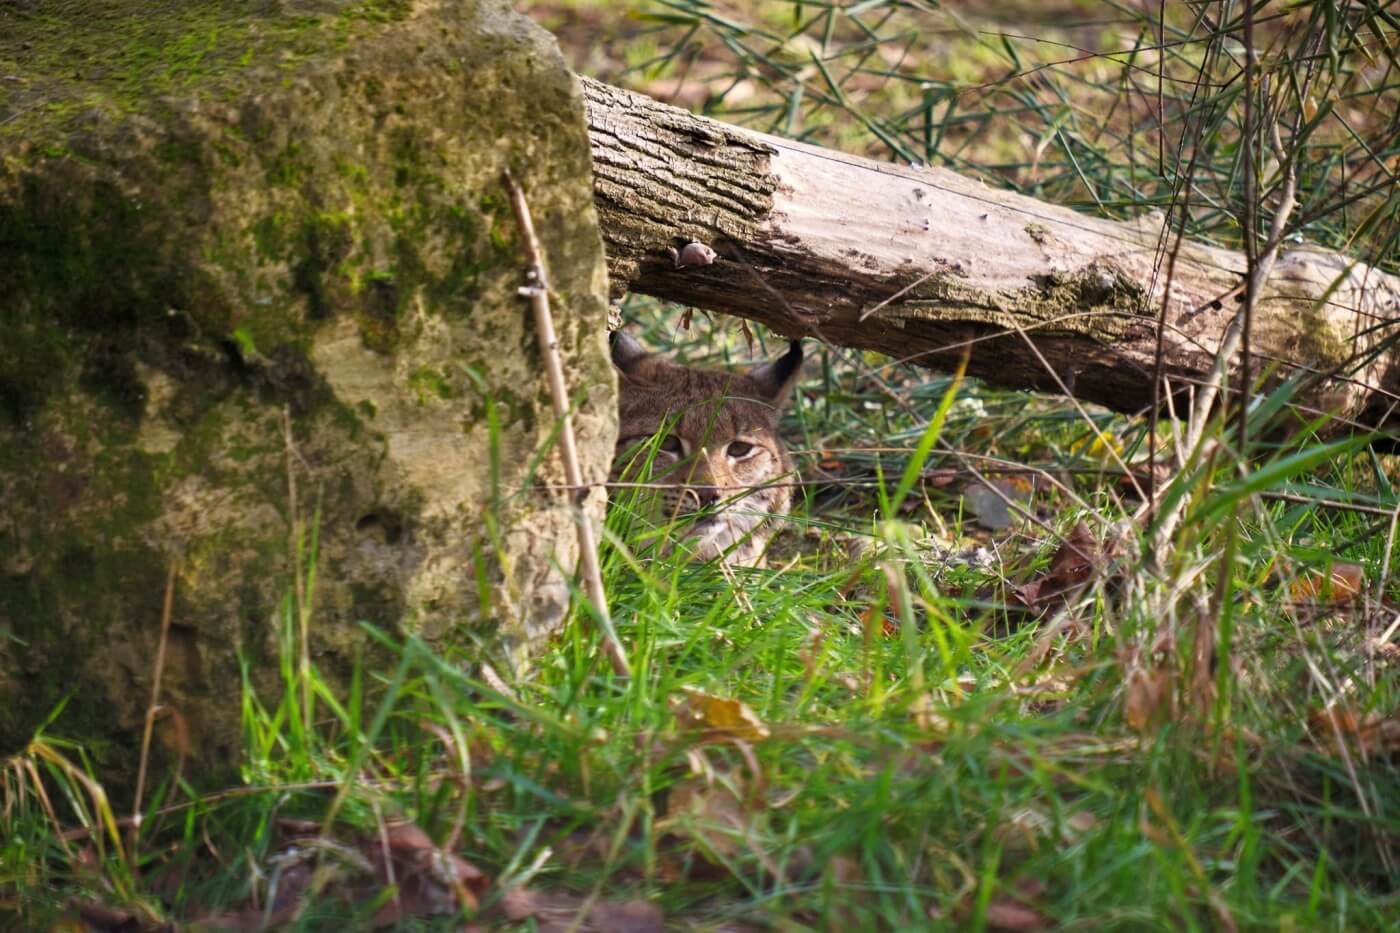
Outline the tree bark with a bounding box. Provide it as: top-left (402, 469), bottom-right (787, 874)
top-left (582, 76), bottom-right (1400, 433)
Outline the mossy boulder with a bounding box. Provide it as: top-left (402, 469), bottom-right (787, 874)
top-left (0, 0), bottom-right (614, 782)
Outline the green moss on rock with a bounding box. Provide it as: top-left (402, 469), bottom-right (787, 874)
top-left (0, 0), bottom-right (615, 789)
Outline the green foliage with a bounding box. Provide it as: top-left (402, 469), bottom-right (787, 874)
top-left (3, 0), bottom-right (1399, 928)
top-left (5, 302), bottom-right (1397, 926)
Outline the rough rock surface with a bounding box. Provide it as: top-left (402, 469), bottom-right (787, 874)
top-left (0, 0), bottom-right (614, 781)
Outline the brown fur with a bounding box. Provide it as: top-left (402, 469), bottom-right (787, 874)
top-left (611, 335), bottom-right (803, 566)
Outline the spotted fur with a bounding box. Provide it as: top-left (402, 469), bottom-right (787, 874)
top-left (610, 334), bottom-right (803, 566)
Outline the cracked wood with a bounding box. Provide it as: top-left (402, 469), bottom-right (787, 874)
top-left (581, 76), bottom-right (1400, 433)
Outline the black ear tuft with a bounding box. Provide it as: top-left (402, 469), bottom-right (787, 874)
top-left (750, 340), bottom-right (803, 405)
top-left (610, 331), bottom-right (650, 375)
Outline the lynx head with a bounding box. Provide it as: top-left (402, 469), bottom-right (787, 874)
top-left (610, 332), bottom-right (803, 566)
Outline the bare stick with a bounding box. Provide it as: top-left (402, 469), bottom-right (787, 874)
top-left (282, 407), bottom-right (315, 740)
top-left (1150, 101), bottom-right (1302, 556)
top-left (504, 171), bottom-right (630, 677)
top-left (130, 561), bottom-right (178, 865)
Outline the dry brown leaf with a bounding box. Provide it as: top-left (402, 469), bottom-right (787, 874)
top-left (800, 626), bottom-right (825, 680)
top-left (1124, 664), bottom-right (1173, 733)
top-left (738, 319), bottom-right (756, 356)
top-left (47, 920), bottom-right (91, 933)
top-left (589, 900), bottom-right (667, 933)
top-left (1308, 705), bottom-right (1400, 758)
top-left (989, 807), bottom-right (1049, 856)
top-left (990, 807), bottom-right (1096, 855)
top-left (1063, 809), bottom-right (1099, 839)
top-left (950, 877), bottom-right (1051, 932)
top-left (823, 854), bottom-right (866, 928)
top-left (909, 693), bottom-right (952, 733)
top-left (1121, 459), bottom-right (1173, 496)
top-left (672, 688), bottom-right (770, 743)
top-left (274, 818), bottom-right (321, 838)
top-left (501, 886), bottom-right (552, 922)
top-left (501, 888), bottom-right (663, 933)
top-left (67, 900), bottom-right (155, 933)
top-left (1366, 638), bottom-right (1400, 662)
top-left (661, 776), bottom-right (750, 861)
top-left (985, 897), bottom-right (1051, 932)
top-left (853, 594), bottom-right (899, 638)
top-left (1008, 578), bottom-right (1043, 609)
top-left (856, 602), bottom-right (879, 637)
top-left (361, 820), bottom-right (489, 926)
top-left (1289, 562), bottom-right (1365, 605)
top-left (925, 467), bottom-right (959, 487)
top-left (1039, 522), bottom-right (1101, 596)
top-left (827, 854), bottom-right (861, 886)
top-left (205, 858), bottom-right (312, 932)
top-left (203, 820), bottom-right (489, 932)
top-left (1007, 522), bottom-right (1108, 615)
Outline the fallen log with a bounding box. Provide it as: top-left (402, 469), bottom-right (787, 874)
top-left (582, 76), bottom-right (1400, 434)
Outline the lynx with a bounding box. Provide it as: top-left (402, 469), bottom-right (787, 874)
top-left (610, 333), bottom-right (803, 566)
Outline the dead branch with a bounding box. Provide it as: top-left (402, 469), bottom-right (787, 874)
top-left (582, 77), bottom-right (1400, 437)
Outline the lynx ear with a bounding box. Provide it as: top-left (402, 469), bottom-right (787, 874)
top-left (610, 331), bottom-right (650, 375)
top-left (750, 340), bottom-right (803, 405)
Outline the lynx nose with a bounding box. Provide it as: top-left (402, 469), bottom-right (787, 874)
top-left (681, 485), bottom-right (721, 511)
top-left (693, 485), bottom-right (721, 508)
top-left (682, 450), bottom-right (723, 511)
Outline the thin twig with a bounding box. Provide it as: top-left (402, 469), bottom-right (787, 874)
top-left (504, 171), bottom-right (630, 677)
top-left (1008, 321), bottom-right (1147, 502)
top-left (1237, 5), bottom-right (1260, 454)
top-left (282, 407), bottom-right (313, 739)
top-left (1372, 499), bottom-right (1400, 640)
top-left (130, 561), bottom-right (178, 869)
top-left (858, 268), bottom-right (942, 322)
top-left (1152, 84), bottom-right (1301, 555)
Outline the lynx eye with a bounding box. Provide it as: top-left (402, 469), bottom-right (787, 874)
top-left (619, 434), bottom-right (683, 458)
top-left (726, 440), bottom-right (756, 459)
